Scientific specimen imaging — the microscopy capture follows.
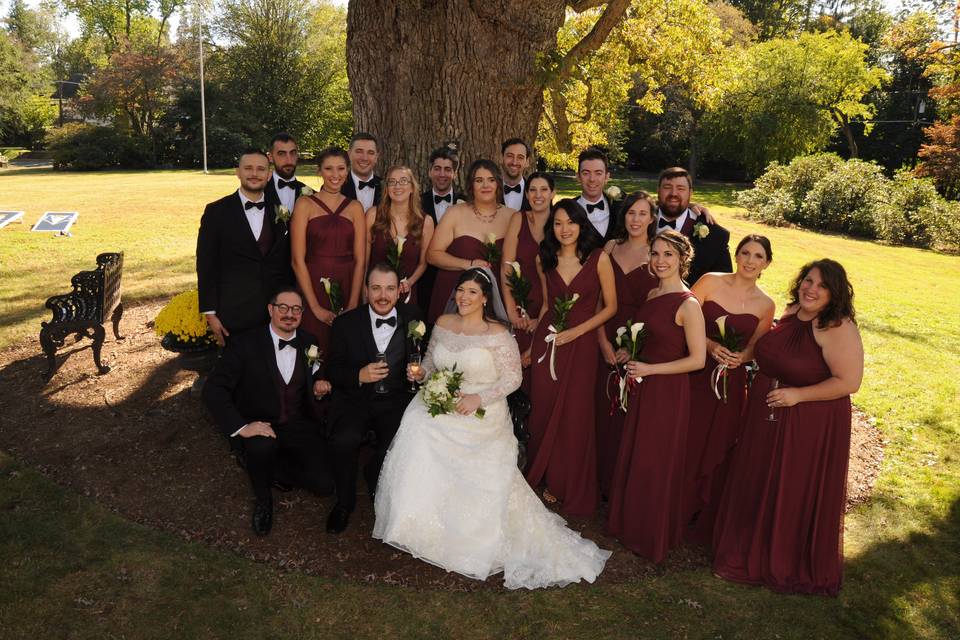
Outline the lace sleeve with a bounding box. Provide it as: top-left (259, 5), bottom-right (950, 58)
top-left (420, 330), bottom-right (438, 379)
top-left (477, 331), bottom-right (522, 407)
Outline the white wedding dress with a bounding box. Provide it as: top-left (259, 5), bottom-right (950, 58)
top-left (373, 325), bottom-right (611, 590)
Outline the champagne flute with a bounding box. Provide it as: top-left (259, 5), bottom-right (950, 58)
top-left (766, 378), bottom-right (780, 422)
top-left (408, 352), bottom-right (422, 393)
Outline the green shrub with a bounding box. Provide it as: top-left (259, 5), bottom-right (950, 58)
top-left (46, 124), bottom-right (156, 170)
top-left (798, 159), bottom-right (886, 238)
top-left (736, 154), bottom-right (845, 226)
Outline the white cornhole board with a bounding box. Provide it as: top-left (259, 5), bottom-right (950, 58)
top-left (0, 211), bottom-right (24, 228)
top-left (32, 211), bottom-right (79, 235)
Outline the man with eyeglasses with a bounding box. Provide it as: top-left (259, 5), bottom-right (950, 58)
top-left (204, 286), bottom-right (334, 537)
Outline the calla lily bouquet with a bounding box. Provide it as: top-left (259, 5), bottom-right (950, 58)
top-left (387, 235), bottom-right (406, 279)
top-left (319, 277), bottom-right (343, 314)
top-left (505, 261), bottom-right (532, 318)
top-left (537, 293), bottom-right (580, 381)
top-left (614, 320), bottom-right (648, 411)
top-left (710, 315), bottom-right (743, 403)
top-left (482, 233), bottom-right (501, 264)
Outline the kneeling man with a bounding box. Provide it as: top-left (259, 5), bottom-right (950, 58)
top-left (324, 263), bottom-right (424, 534)
top-left (203, 286), bottom-right (333, 536)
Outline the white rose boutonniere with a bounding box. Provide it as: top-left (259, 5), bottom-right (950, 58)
top-left (693, 221), bottom-right (710, 240)
top-left (604, 185), bottom-right (623, 201)
top-left (300, 185), bottom-right (314, 197)
top-left (275, 204), bottom-right (291, 224)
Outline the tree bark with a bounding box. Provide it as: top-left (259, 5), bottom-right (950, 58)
top-left (347, 1), bottom-right (567, 178)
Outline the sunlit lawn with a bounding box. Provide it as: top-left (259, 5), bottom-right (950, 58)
top-left (0, 167), bottom-right (958, 638)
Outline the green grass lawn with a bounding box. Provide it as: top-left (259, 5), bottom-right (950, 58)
top-left (1, 168), bottom-right (959, 638)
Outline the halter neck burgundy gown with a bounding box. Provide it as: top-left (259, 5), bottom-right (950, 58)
top-left (607, 291), bottom-right (696, 563)
top-left (595, 256), bottom-right (657, 497)
top-left (526, 249), bottom-right (603, 518)
top-left (370, 228), bottom-right (422, 309)
top-left (712, 313), bottom-right (852, 596)
top-left (682, 300), bottom-right (760, 545)
top-left (428, 235), bottom-right (504, 324)
top-left (299, 195), bottom-right (356, 356)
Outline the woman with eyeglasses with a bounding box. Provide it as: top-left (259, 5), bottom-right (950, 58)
top-left (291, 146), bottom-right (366, 356)
top-left (365, 166), bottom-right (434, 311)
top-left (426, 159), bottom-right (515, 324)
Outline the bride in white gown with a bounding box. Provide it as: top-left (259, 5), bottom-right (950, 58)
top-left (373, 267), bottom-right (611, 590)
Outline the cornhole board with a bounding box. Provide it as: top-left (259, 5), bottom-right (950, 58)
top-left (0, 211), bottom-right (24, 229)
top-left (32, 212), bottom-right (79, 235)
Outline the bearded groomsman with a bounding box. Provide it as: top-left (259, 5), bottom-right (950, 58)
top-left (575, 147), bottom-right (618, 242)
top-left (265, 132), bottom-right (308, 219)
top-left (500, 138), bottom-right (531, 212)
top-left (655, 166), bottom-right (731, 284)
top-left (197, 149), bottom-right (295, 346)
top-left (341, 131), bottom-right (382, 211)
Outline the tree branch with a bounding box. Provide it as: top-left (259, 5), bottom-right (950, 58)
top-left (554, 0), bottom-right (630, 84)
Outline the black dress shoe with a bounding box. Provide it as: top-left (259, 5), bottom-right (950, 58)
top-left (272, 480), bottom-right (293, 492)
top-left (325, 505), bottom-right (351, 534)
top-left (252, 499), bottom-right (273, 537)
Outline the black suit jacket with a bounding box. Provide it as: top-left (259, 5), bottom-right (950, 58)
top-left (196, 192), bottom-right (295, 333)
top-left (203, 326), bottom-right (323, 438)
top-left (500, 180), bottom-right (531, 212)
top-left (340, 173), bottom-right (382, 208)
top-left (264, 175), bottom-right (306, 212)
top-left (677, 213), bottom-right (733, 285)
top-left (326, 303), bottom-right (423, 420)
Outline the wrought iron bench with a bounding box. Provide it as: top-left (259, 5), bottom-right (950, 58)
top-left (39, 252), bottom-right (124, 380)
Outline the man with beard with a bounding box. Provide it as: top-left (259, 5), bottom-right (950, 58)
top-left (203, 287), bottom-right (333, 536)
top-left (341, 131), bottom-right (382, 212)
top-left (655, 166), bottom-right (731, 284)
top-left (323, 264), bottom-right (423, 534)
top-left (265, 132), bottom-right (308, 220)
top-left (500, 138), bottom-right (531, 212)
top-left (197, 149), bottom-right (295, 345)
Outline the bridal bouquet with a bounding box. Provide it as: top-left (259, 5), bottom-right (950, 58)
top-left (423, 365), bottom-right (485, 418)
top-left (710, 315), bottom-right (743, 403)
top-left (319, 277), bottom-right (343, 314)
top-left (613, 320), bottom-right (648, 411)
top-left (505, 261), bottom-right (531, 318)
top-left (386, 236), bottom-right (406, 279)
top-left (482, 233), bottom-right (501, 264)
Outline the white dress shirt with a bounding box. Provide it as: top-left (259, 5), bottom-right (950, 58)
top-left (238, 190), bottom-right (266, 241)
top-left (433, 188), bottom-right (455, 222)
top-left (656, 207), bottom-right (692, 235)
top-left (231, 326), bottom-right (299, 437)
top-left (503, 177), bottom-right (526, 211)
top-left (369, 306), bottom-right (398, 353)
top-left (352, 171), bottom-right (377, 212)
top-left (577, 194), bottom-right (610, 237)
top-left (272, 172), bottom-right (297, 213)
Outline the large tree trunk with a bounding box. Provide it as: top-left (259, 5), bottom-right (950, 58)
top-left (347, 1), bottom-right (566, 177)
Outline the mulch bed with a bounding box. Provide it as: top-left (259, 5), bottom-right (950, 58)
top-left (0, 301), bottom-right (884, 591)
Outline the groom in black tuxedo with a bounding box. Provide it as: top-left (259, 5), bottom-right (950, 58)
top-left (340, 131), bottom-right (382, 212)
top-left (203, 287), bottom-right (333, 536)
top-left (196, 148), bottom-right (294, 344)
top-left (655, 166), bottom-right (732, 285)
top-left (324, 263), bottom-right (424, 534)
top-left (264, 132), bottom-right (308, 219)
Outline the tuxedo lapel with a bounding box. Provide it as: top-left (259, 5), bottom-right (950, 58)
top-left (360, 304), bottom-right (380, 359)
top-left (386, 305), bottom-right (407, 355)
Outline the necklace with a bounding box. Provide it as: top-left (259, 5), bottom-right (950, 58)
top-left (321, 186), bottom-right (339, 195)
top-left (472, 203), bottom-right (500, 223)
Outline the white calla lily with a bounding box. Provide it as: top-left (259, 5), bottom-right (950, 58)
top-left (715, 315), bottom-right (727, 339)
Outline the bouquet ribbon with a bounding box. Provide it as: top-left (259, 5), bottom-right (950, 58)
top-left (537, 325), bottom-right (560, 381)
top-left (710, 363), bottom-right (729, 402)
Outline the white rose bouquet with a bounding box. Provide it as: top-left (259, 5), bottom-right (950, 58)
top-left (422, 365), bottom-right (485, 418)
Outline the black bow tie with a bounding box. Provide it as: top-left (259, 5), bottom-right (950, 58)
top-left (278, 178), bottom-right (296, 189)
top-left (358, 178), bottom-right (376, 190)
top-left (504, 184), bottom-right (522, 195)
top-left (434, 193), bottom-right (452, 204)
top-left (245, 200), bottom-right (265, 210)
top-left (375, 316), bottom-right (396, 328)
top-left (585, 200), bottom-right (604, 213)
top-left (658, 217), bottom-right (677, 229)
top-left (278, 338), bottom-right (294, 350)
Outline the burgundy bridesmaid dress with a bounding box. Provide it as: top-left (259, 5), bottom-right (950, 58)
top-left (509, 215), bottom-right (545, 391)
top-left (427, 235), bottom-right (503, 323)
top-left (370, 229), bottom-right (422, 308)
top-left (526, 249), bottom-right (603, 518)
top-left (607, 291), bottom-right (695, 563)
top-left (299, 196), bottom-right (356, 356)
top-left (682, 300), bottom-right (760, 545)
top-left (595, 258), bottom-right (657, 497)
top-left (712, 313), bottom-right (852, 596)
